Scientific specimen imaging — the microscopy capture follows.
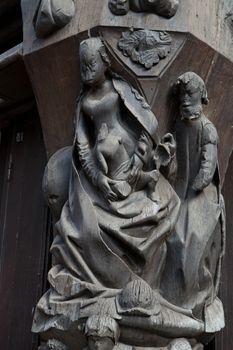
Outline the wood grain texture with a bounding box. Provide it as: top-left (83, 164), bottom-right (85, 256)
top-left (23, 28), bottom-right (233, 184)
top-left (0, 45), bottom-right (34, 123)
top-left (23, 36), bottom-right (80, 158)
top-left (0, 113), bottom-right (48, 350)
top-left (21, 0), bottom-right (233, 64)
top-left (21, 1), bottom-right (233, 163)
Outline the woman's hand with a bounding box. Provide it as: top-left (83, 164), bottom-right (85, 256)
top-left (97, 173), bottom-right (119, 201)
top-left (125, 154), bottom-right (144, 183)
top-left (131, 154), bottom-right (144, 177)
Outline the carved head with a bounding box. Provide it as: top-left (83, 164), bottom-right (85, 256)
top-left (80, 37), bottom-right (110, 86)
top-left (85, 315), bottom-right (120, 350)
top-left (174, 72), bottom-right (209, 120)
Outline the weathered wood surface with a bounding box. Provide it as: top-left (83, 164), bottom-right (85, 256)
top-left (21, 1), bottom-right (233, 172)
top-left (24, 36), bottom-right (80, 158)
top-left (0, 44), bottom-right (34, 123)
top-left (18, 1), bottom-right (233, 349)
top-left (0, 113), bottom-right (48, 350)
top-left (21, 0), bottom-right (233, 61)
top-left (22, 30), bottom-right (233, 187)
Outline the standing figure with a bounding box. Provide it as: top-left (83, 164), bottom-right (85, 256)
top-left (162, 72), bottom-right (225, 332)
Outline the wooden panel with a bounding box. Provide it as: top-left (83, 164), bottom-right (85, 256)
top-left (0, 128), bottom-right (10, 212)
top-left (21, 0), bottom-right (233, 65)
top-left (0, 44), bottom-right (34, 120)
top-left (24, 36), bottom-right (80, 157)
top-left (0, 112), bottom-right (48, 350)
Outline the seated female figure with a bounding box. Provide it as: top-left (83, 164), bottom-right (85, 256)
top-left (32, 38), bottom-right (195, 348)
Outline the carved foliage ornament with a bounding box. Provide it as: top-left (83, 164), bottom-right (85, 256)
top-left (33, 0), bottom-right (75, 38)
top-left (118, 29), bottom-right (172, 69)
top-left (109, 0), bottom-right (179, 18)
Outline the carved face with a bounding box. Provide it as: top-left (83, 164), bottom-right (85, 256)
top-left (88, 336), bottom-right (115, 350)
top-left (179, 83), bottom-right (203, 120)
top-left (80, 45), bottom-right (107, 86)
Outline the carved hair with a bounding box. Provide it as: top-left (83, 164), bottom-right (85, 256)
top-left (85, 315), bottom-right (120, 343)
top-left (174, 71), bottom-right (209, 105)
top-left (80, 37), bottom-right (111, 67)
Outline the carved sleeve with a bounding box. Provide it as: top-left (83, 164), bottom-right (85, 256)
top-left (193, 123), bottom-right (219, 191)
top-left (76, 141), bottom-right (100, 186)
top-left (75, 111), bottom-right (100, 186)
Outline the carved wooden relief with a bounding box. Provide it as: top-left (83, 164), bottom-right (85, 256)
top-left (31, 33), bottom-right (225, 350)
top-left (118, 29), bottom-right (172, 69)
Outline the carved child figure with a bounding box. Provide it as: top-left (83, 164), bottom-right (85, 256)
top-left (108, 0), bottom-right (179, 18)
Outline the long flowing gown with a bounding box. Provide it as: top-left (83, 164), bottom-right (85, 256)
top-left (32, 79), bottom-right (206, 343)
top-left (161, 115), bottom-right (225, 332)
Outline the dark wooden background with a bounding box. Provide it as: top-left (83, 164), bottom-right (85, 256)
top-left (0, 112), bottom-right (50, 350)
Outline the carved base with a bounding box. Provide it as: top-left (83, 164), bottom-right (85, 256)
top-left (39, 338), bottom-right (204, 350)
top-left (39, 339), bottom-right (69, 350)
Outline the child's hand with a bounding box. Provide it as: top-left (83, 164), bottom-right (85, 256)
top-left (124, 154), bottom-right (143, 183)
top-left (130, 154), bottom-right (144, 178)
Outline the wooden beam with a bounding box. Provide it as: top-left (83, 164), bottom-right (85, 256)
top-left (0, 43), bottom-right (22, 71)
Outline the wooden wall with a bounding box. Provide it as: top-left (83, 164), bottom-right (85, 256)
top-left (0, 112), bottom-right (49, 350)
